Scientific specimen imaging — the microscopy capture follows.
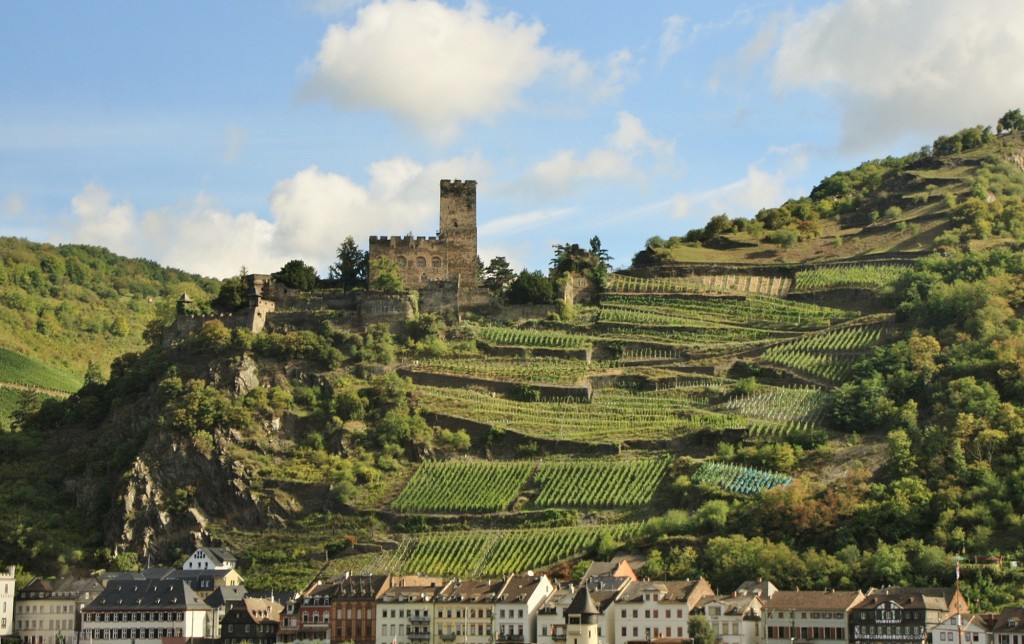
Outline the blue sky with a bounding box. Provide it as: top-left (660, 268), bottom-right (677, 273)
top-left (2, 0), bottom-right (1023, 278)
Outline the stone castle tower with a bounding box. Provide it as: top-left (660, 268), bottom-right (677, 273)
top-left (368, 179), bottom-right (478, 291)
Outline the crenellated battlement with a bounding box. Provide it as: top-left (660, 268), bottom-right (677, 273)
top-left (368, 179), bottom-right (479, 290)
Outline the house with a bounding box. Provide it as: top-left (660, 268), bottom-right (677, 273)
top-left (221, 597), bottom-right (282, 644)
top-left (328, 573), bottom-right (391, 644)
top-left (763, 589), bottom-right (864, 644)
top-left (612, 578), bottom-right (716, 643)
top-left (374, 576), bottom-right (449, 644)
top-left (14, 577), bottom-right (104, 644)
top-left (991, 606), bottom-right (1024, 644)
top-left (435, 579), bottom-right (502, 644)
top-left (493, 573), bottom-right (556, 644)
top-left (537, 576), bottom-right (630, 644)
top-left (80, 578), bottom-right (211, 644)
top-left (203, 584), bottom-right (248, 639)
top-left (279, 583), bottom-right (333, 644)
top-left (580, 560), bottom-right (637, 583)
top-left (734, 579), bottom-right (778, 599)
top-left (849, 587), bottom-right (970, 644)
top-left (182, 548), bottom-right (237, 572)
top-left (166, 568), bottom-right (244, 600)
top-left (564, 587), bottom-right (600, 644)
top-left (696, 591), bottom-right (765, 644)
top-left (930, 613), bottom-right (992, 644)
top-left (1, 566), bottom-right (14, 638)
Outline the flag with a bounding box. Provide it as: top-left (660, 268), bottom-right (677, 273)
top-left (956, 561), bottom-right (960, 580)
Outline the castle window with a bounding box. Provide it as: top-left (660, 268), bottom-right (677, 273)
top-left (416, 257), bottom-right (426, 267)
top-left (397, 257), bottom-right (407, 267)
top-left (432, 257), bottom-right (441, 268)
top-left (421, 274), bottom-right (429, 283)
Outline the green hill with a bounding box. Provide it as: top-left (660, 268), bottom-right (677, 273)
top-left (4, 124), bottom-right (1024, 609)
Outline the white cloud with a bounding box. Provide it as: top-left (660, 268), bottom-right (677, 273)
top-left (659, 15), bottom-right (687, 66)
top-left (768, 0), bottom-right (1024, 151)
top-left (300, 0), bottom-right (588, 141)
top-left (671, 146), bottom-right (807, 223)
top-left (3, 193), bottom-right (26, 217)
top-left (65, 155), bottom-right (489, 278)
top-left (223, 126), bottom-right (248, 164)
top-left (479, 207), bottom-right (574, 237)
top-left (523, 112), bottom-right (675, 195)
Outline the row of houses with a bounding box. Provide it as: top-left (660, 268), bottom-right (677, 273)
top-left (4, 554), bottom-right (1024, 644)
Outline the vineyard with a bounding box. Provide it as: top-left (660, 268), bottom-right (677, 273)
top-left (759, 324), bottom-right (885, 383)
top-left (607, 273), bottom-right (792, 297)
top-left (406, 357), bottom-right (613, 385)
top-left (692, 462), bottom-right (793, 494)
top-left (792, 263), bottom-right (911, 292)
top-left (391, 458), bottom-right (670, 513)
top-left (350, 523), bottom-right (645, 577)
top-left (391, 460), bottom-right (532, 513)
top-left (475, 325), bottom-right (592, 349)
top-left (601, 293), bottom-right (855, 330)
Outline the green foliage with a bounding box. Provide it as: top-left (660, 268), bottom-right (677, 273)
top-left (998, 108), bottom-right (1024, 134)
top-left (369, 257), bottom-right (404, 293)
top-left (274, 259), bottom-right (319, 291)
top-left (213, 276), bottom-right (247, 311)
top-left (689, 615), bottom-right (715, 644)
top-left (483, 256), bottom-right (515, 294)
top-left (328, 236), bottom-right (369, 291)
top-left (505, 270), bottom-right (554, 305)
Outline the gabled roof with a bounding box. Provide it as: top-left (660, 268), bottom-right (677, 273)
top-left (616, 579), bottom-right (713, 607)
top-left (85, 579), bottom-right (210, 611)
top-left (329, 574), bottom-right (391, 601)
top-left (764, 590), bottom-right (864, 612)
top-left (994, 607), bottom-right (1024, 632)
top-left (581, 559), bottom-right (637, 582)
top-left (496, 573), bottom-right (550, 603)
top-left (857, 587), bottom-right (962, 612)
top-left (437, 578), bottom-right (504, 602)
top-left (735, 579), bottom-right (778, 598)
top-left (206, 585), bottom-right (248, 608)
top-left (202, 547), bottom-right (237, 566)
top-left (697, 593), bottom-right (764, 619)
top-left (223, 598), bottom-right (283, 625)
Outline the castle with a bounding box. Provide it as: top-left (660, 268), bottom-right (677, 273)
top-left (368, 179), bottom-right (479, 291)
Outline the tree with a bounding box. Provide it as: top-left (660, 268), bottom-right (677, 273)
top-left (369, 257), bottom-right (404, 293)
top-left (689, 615), bottom-right (715, 644)
top-left (997, 108), bottom-right (1024, 134)
top-left (483, 256), bottom-right (515, 294)
top-left (275, 259), bottom-right (319, 291)
top-left (328, 236), bottom-right (369, 291)
top-left (505, 270), bottom-right (554, 305)
top-left (212, 276), bottom-right (247, 311)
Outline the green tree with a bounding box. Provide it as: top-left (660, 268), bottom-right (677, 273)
top-left (483, 256), bottom-right (515, 294)
top-left (997, 108), bottom-right (1024, 134)
top-left (689, 615), bottom-right (715, 644)
top-left (329, 236), bottom-right (369, 291)
top-left (275, 259), bottom-right (319, 291)
top-left (213, 275), bottom-right (247, 311)
top-left (369, 257), bottom-right (404, 293)
top-left (505, 270), bottom-right (554, 305)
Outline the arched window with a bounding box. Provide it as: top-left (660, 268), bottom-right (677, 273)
top-left (416, 256), bottom-right (427, 267)
top-left (431, 257), bottom-right (442, 268)
top-left (397, 256), bottom-right (407, 267)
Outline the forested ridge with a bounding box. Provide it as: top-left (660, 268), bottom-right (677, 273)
top-left (3, 120), bottom-right (1024, 610)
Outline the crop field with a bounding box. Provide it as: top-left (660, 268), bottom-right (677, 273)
top-left (406, 357), bottom-right (614, 385)
top-left (0, 347), bottom-right (83, 393)
top-left (792, 263), bottom-right (910, 292)
top-left (692, 461), bottom-right (792, 494)
top-left (391, 457), bottom-right (669, 513)
top-left (414, 385), bottom-right (744, 443)
top-left (608, 274), bottom-right (792, 297)
top-left (353, 523), bottom-right (644, 576)
top-left (532, 457), bottom-right (669, 508)
top-left (601, 293), bottom-right (855, 330)
top-left (760, 325), bottom-right (883, 383)
top-left (391, 460), bottom-right (533, 513)
top-left (475, 325), bottom-right (592, 349)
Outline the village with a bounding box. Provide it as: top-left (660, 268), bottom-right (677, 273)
top-left (2, 550), bottom-right (1022, 644)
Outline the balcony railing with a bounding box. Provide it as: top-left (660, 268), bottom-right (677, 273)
top-left (496, 633), bottom-right (525, 643)
top-left (409, 633), bottom-right (431, 641)
top-left (409, 616), bottom-right (431, 623)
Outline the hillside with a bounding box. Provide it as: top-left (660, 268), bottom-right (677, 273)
top-left (0, 238), bottom-right (220, 426)
top-left (4, 125), bottom-right (1024, 609)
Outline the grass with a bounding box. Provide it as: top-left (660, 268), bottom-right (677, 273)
top-left (0, 347), bottom-right (83, 392)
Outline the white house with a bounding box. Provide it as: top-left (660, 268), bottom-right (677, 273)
top-left (80, 578), bottom-right (211, 644)
top-left (930, 613), bottom-right (992, 644)
top-left (375, 577), bottom-right (448, 644)
top-left (14, 577), bottom-right (104, 644)
top-left (611, 579), bottom-right (715, 643)
top-left (493, 573), bottom-right (555, 644)
top-left (182, 547), bottom-right (237, 571)
top-left (1, 566), bottom-right (16, 637)
top-left (697, 592), bottom-right (765, 644)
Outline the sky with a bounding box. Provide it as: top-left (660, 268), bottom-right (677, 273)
top-left (3, 0), bottom-right (1024, 279)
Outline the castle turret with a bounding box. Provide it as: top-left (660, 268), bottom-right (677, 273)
top-left (565, 586), bottom-right (600, 644)
top-left (439, 179), bottom-right (478, 287)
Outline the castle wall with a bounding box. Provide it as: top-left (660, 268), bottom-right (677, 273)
top-left (367, 179), bottom-right (479, 292)
top-left (357, 292), bottom-right (416, 332)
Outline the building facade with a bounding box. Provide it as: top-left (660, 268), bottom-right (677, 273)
top-left (764, 589), bottom-right (864, 644)
top-left (330, 574), bottom-right (392, 644)
top-left (80, 579), bottom-right (211, 644)
top-left (849, 587), bottom-right (969, 644)
top-left (1, 566), bottom-right (14, 638)
top-left (369, 180), bottom-right (479, 291)
top-left (14, 578), bottom-right (104, 644)
top-left (221, 597), bottom-right (282, 644)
